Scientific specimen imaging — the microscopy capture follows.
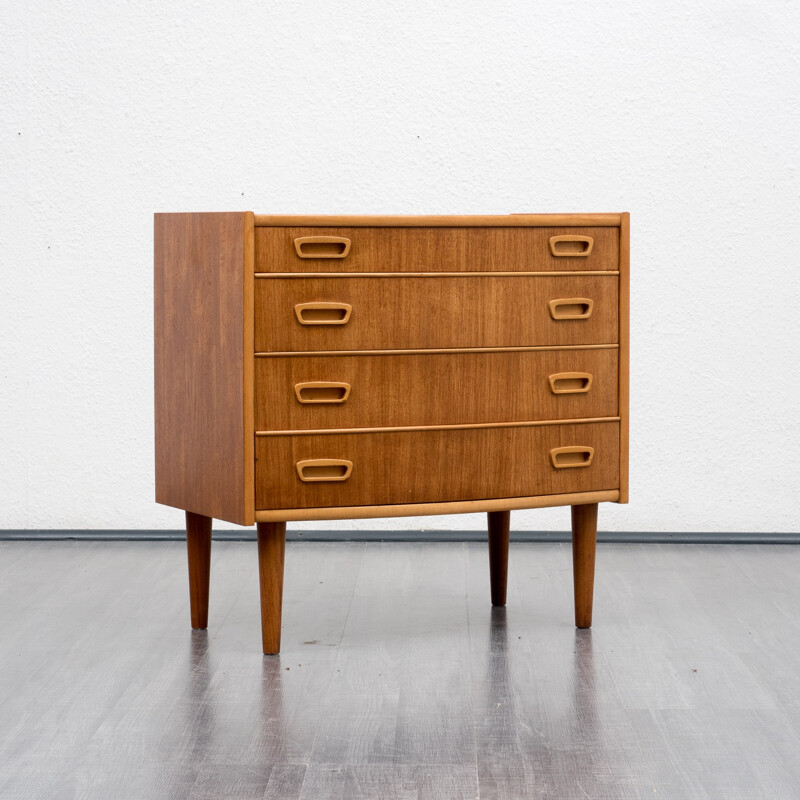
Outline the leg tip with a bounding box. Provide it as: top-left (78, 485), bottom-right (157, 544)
top-left (262, 637), bottom-right (281, 655)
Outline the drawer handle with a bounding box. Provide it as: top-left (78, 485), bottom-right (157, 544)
top-left (294, 236), bottom-right (351, 259)
top-left (549, 298), bottom-right (593, 320)
top-left (295, 302), bottom-right (352, 325)
top-left (549, 235), bottom-right (594, 257)
top-left (550, 446), bottom-right (594, 469)
top-left (294, 381), bottom-right (351, 404)
top-left (548, 372), bottom-right (593, 394)
top-left (296, 459), bottom-right (353, 482)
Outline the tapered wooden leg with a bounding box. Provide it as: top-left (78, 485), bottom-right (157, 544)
top-left (571, 503), bottom-right (598, 628)
top-left (257, 521), bottom-right (286, 655)
top-left (488, 510), bottom-right (510, 607)
top-left (186, 511), bottom-right (212, 630)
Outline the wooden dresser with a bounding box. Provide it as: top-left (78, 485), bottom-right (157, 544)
top-left (154, 212), bottom-right (629, 653)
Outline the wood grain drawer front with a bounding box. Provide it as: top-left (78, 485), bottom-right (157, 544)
top-left (255, 422), bottom-right (619, 509)
top-left (255, 276), bottom-right (618, 352)
top-left (255, 227), bottom-right (618, 273)
top-left (255, 349), bottom-right (618, 431)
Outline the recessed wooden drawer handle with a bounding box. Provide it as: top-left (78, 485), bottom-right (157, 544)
top-left (294, 381), bottom-right (351, 404)
top-left (549, 298), bottom-right (593, 320)
top-left (550, 446), bottom-right (594, 469)
top-left (296, 459), bottom-right (353, 482)
top-left (294, 236), bottom-right (351, 258)
top-left (548, 372), bottom-right (593, 394)
top-left (549, 235), bottom-right (594, 257)
top-left (294, 302), bottom-right (352, 325)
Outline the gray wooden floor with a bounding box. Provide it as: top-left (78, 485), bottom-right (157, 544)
top-left (2, 540), bottom-right (800, 799)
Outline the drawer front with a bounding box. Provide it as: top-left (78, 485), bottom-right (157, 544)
top-left (255, 276), bottom-right (618, 352)
top-left (255, 349), bottom-right (618, 431)
top-left (255, 422), bottom-right (619, 509)
top-left (255, 226), bottom-right (619, 273)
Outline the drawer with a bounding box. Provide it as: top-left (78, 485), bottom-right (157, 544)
top-left (255, 348), bottom-right (618, 431)
top-left (254, 226), bottom-right (618, 273)
top-left (255, 275), bottom-right (618, 352)
top-left (255, 422), bottom-right (619, 509)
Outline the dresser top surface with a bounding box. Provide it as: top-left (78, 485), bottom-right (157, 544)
top-left (252, 213), bottom-right (625, 227)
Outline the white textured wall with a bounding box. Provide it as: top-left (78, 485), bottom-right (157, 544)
top-left (2, 1), bottom-right (799, 532)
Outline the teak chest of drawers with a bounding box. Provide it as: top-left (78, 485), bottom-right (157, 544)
top-left (154, 212), bottom-right (629, 654)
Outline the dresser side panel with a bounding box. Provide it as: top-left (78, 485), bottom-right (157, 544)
top-left (154, 212), bottom-right (253, 525)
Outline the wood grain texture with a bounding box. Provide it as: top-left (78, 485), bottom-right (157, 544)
top-left (185, 511), bottom-right (211, 629)
top-left (255, 275), bottom-right (618, 352)
top-left (571, 502), bottom-right (598, 628)
top-left (254, 490), bottom-right (620, 522)
top-left (618, 211), bottom-right (630, 504)
top-left (154, 211), bottom-right (255, 525)
top-left (487, 511), bottom-right (510, 607)
top-left (255, 226), bottom-right (618, 273)
top-left (254, 213), bottom-right (622, 226)
top-left (255, 348), bottom-right (618, 431)
top-left (257, 521), bottom-right (286, 655)
top-left (255, 422), bottom-right (619, 510)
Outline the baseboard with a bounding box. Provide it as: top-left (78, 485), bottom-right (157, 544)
top-left (1, 530), bottom-right (798, 544)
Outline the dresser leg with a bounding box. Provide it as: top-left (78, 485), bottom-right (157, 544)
top-left (186, 511), bottom-right (212, 630)
top-left (571, 503), bottom-right (598, 628)
top-left (488, 510), bottom-right (510, 607)
top-left (257, 521), bottom-right (286, 655)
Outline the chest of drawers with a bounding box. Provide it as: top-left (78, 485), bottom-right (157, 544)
top-left (154, 212), bottom-right (629, 653)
